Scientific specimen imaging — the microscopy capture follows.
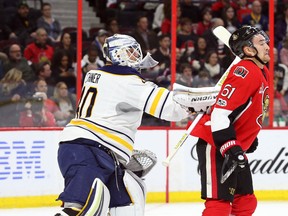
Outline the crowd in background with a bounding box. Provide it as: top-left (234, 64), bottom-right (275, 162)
top-left (0, 0), bottom-right (288, 127)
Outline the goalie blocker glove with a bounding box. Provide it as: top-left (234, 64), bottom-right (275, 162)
top-left (220, 140), bottom-right (247, 171)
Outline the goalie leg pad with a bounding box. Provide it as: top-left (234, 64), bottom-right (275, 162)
top-left (109, 170), bottom-right (146, 216)
top-left (78, 178), bottom-right (110, 216)
top-left (109, 205), bottom-right (138, 216)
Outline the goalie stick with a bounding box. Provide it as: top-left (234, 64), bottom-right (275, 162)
top-left (162, 26), bottom-right (241, 168)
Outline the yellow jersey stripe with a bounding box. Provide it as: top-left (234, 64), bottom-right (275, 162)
top-left (149, 88), bottom-right (166, 115)
top-left (69, 119), bottom-right (133, 151)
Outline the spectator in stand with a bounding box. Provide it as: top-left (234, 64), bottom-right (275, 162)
top-left (274, 73), bottom-right (288, 117)
top-left (3, 43), bottom-right (35, 84)
top-left (274, 47), bottom-right (288, 96)
top-left (81, 44), bottom-right (105, 82)
top-left (19, 95), bottom-right (56, 127)
top-left (211, 0), bottom-right (238, 18)
top-left (130, 15), bottom-right (158, 56)
top-left (51, 49), bottom-right (76, 93)
top-left (279, 36), bottom-right (288, 69)
top-left (176, 63), bottom-right (194, 87)
top-left (0, 68), bottom-right (27, 127)
top-left (272, 98), bottom-right (288, 127)
top-left (189, 36), bottom-right (208, 75)
top-left (202, 18), bottom-right (228, 59)
top-left (0, 52), bottom-right (8, 80)
top-left (235, 0), bottom-right (252, 23)
top-left (203, 50), bottom-right (223, 84)
top-left (24, 27), bottom-right (54, 65)
top-left (196, 7), bottom-right (213, 36)
top-left (37, 2), bottom-right (61, 43)
top-left (160, 1), bottom-right (182, 35)
top-left (92, 29), bottom-right (108, 62)
top-left (242, 0), bottom-right (269, 32)
top-left (50, 81), bottom-right (76, 126)
top-left (105, 17), bottom-right (120, 36)
top-left (151, 34), bottom-right (171, 73)
top-left (275, 4), bottom-right (288, 48)
top-left (180, 0), bottom-right (201, 24)
top-left (192, 70), bottom-right (214, 88)
top-left (177, 17), bottom-right (198, 65)
top-left (32, 78), bottom-right (61, 119)
top-left (221, 5), bottom-right (241, 34)
top-left (152, 1), bottom-right (164, 34)
top-left (5, 1), bottom-right (37, 47)
top-left (55, 32), bottom-right (76, 63)
top-left (35, 61), bottom-right (54, 97)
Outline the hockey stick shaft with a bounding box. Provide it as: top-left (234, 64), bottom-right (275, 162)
top-left (162, 113), bottom-right (203, 167)
top-left (162, 26), bottom-right (240, 167)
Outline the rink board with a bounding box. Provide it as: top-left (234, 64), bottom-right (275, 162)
top-left (0, 129), bottom-right (287, 208)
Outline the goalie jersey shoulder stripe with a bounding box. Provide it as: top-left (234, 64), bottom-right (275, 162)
top-left (59, 66), bottom-right (188, 163)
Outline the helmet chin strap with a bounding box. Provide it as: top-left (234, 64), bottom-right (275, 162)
top-left (245, 47), bottom-right (266, 65)
top-left (255, 54), bottom-right (266, 65)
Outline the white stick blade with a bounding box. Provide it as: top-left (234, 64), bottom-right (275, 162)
top-left (213, 26), bottom-right (231, 48)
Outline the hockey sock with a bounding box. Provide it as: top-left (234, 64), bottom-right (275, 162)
top-left (231, 194), bottom-right (257, 216)
top-left (202, 198), bottom-right (231, 216)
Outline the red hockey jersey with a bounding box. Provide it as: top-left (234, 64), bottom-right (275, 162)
top-left (191, 60), bottom-right (270, 151)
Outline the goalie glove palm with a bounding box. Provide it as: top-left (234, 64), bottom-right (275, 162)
top-left (220, 140), bottom-right (247, 171)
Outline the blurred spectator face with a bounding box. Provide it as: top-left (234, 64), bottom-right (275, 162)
top-left (62, 33), bottom-right (71, 46)
top-left (208, 52), bottom-right (218, 66)
top-left (42, 4), bottom-right (52, 18)
top-left (58, 83), bottom-right (68, 97)
top-left (238, 0), bottom-right (248, 7)
top-left (197, 37), bottom-right (207, 50)
top-left (274, 99), bottom-right (282, 116)
top-left (88, 50), bottom-right (98, 63)
top-left (35, 79), bottom-right (48, 94)
top-left (9, 44), bottom-right (22, 61)
top-left (182, 20), bottom-right (192, 34)
top-left (182, 66), bottom-right (192, 79)
top-left (176, 48), bottom-right (181, 61)
top-left (274, 47), bottom-right (278, 63)
top-left (203, 10), bottom-right (212, 22)
top-left (108, 19), bottom-right (119, 34)
top-left (252, 1), bottom-right (262, 15)
top-left (60, 55), bottom-right (70, 68)
top-left (226, 7), bottom-right (235, 20)
top-left (18, 5), bottom-right (29, 18)
top-left (159, 36), bottom-right (170, 49)
top-left (36, 29), bottom-right (48, 45)
top-left (137, 17), bottom-right (149, 32)
top-left (41, 64), bottom-right (52, 78)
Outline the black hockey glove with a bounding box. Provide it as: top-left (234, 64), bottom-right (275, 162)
top-left (246, 137), bottom-right (258, 153)
top-left (220, 140), bottom-right (247, 171)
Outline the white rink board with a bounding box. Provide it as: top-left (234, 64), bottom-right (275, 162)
top-left (0, 129), bottom-right (287, 197)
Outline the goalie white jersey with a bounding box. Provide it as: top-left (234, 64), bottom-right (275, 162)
top-left (59, 65), bottom-right (188, 163)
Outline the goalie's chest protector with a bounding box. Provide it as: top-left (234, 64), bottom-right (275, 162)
top-left (191, 60), bottom-right (270, 151)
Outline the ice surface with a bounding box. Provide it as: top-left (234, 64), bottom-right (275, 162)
top-left (0, 202), bottom-right (287, 216)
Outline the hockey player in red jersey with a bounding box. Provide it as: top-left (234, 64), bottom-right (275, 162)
top-left (191, 26), bottom-right (270, 216)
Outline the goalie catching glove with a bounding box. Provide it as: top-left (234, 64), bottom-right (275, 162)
top-left (172, 83), bottom-right (218, 113)
top-left (125, 149), bottom-right (157, 178)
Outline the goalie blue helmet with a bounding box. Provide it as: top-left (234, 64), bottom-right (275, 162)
top-left (103, 34), bottom-right (159, 70)
top-left (102, 34), bottom-right (143, 68)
